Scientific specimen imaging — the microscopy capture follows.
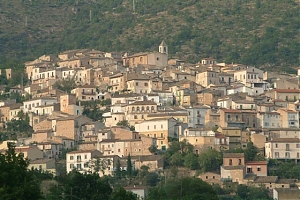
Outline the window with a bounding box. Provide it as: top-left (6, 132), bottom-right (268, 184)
top-left (77, 164), bottom-right (81, 170)
top-left (77, 155), bottom-right (81, 161)
top-left (136, 82), bottom-right (139, 86)
top-left (147, 126), bottom-right (149, 130)
top-left (161, 141), bottom-right (163, 144)
top-left (229, 159), bottom-right (232, 166)
top-left (70, 164), bottom-right (74, 169)
top-left (84, 162), bottom-right (89, 168)
top-left (144, 83), bottom-right (148, 86)
top-left (206, 176), bottom-right (208, 179)
top-left (161, 133), bottom-right (163, 138)
top-left (154, 134), bottom-right (156, 138)
top-left (296, 144), bottom-right (300, 148)
top-left (257, 167), bottom-right (261, 171)
top-left (70, 156), bottom-right (74, 160)
top-left (275, 152), bottom-right (279, 158)
top-left (275, 143), bottom-right (278, 148)
top-left (238, 159), bottom-right (242, 165)
top-left (154, 125), bottom-right (156, 129)
top-left (134, 115), bottom-right (138, 119)
top-left (161, 124), bottom-right (163, 128)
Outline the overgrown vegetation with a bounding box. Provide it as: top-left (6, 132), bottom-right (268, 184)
top-left (0, 0), bottom-right (299, 72)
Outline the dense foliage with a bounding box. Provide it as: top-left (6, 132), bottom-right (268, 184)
top-left (0, 0), bottom-right (299, 72)
top-left (0, 143), bottom-right (42, 200)
top-left (147, 177), bottom-right (219, 200)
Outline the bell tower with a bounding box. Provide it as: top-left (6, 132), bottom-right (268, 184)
top-left (159, 40), bottom-right (168, 55)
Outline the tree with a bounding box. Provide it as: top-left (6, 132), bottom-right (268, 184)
top-left (146, 172), bottom-right (159, 187)
top-left (198, 148), bottom-right (223, 172)
top-left (0, 143), bottom-right (42, 200)
top-left (127, 154), bottom-right (133, 178)
top-left (147, 177), bottom-right (218, 200)
top-left (244, 142), bottom-right (259, 161)
top-left (148, 145), bottom-right (158, 154)
top-left (115, 159), bottom-right (121, 179)
top-left (170, 152), bottom-right (183, 167)
top-left (139, 165), bottom-right (149, 178)
top-left (184, 152), bottom-right (199, 170)
top-left (110, 187), bottom-right (137, 200)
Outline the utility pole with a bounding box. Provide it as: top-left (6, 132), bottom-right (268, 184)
top-left (89, 9), bottom-right (92, 22)
top-left (133, 0), bottom-right (135, 13)
top-left (25, 16), bottom-right (28, 27)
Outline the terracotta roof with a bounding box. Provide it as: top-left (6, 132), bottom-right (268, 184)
top-left (129, 100), bottom-right (157, 105)
top-left (30, 158), bottom-right (54, 164)
top-left (254, 176), bottom-right (278, 183)
top-left (274, 89), bottom-right (300, 93)
top-left (223, 153), bottom-right (244, 158)
top-left (268, 138), bottom-right (300, 143)
top-left (245, 161), bottom-right (267, 165)
top-left (222, 165), bottom-right (244, 170)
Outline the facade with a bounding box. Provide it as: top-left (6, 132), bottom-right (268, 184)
top-left (186, 105), bottom-right (210, 128)
top-left (135, 118), bottom-right (178, 150)
top-left (265, 138), bottom-right (300, 160)
top-left (123, 52), bottom-right (168, 68)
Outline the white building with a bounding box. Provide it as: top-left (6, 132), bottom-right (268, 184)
top-left (257, 112), bottom-right (282, 128)
top-left (265, 138), bottom-right (300, 160)
top-left (23, 97), bottom-right (58, 113)
top-left (186, 105), bottom-right (210, 128)
top-left (66, 150), bottom-right (118, 176)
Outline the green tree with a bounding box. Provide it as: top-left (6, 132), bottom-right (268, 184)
top-left (110, 187), bottom-right (137, 200)
top-left (0, 143), bottom-right (42, 200)
top-left (244, 142), bottom-right (259, 161)
top-left (184, 152), bottom-right (199, 170)
top-left (115, 158), bottom-right (121, 179)
top-left (146, 172), bottom-right (159, 187)
top-left (170, 152), bottom-right (183, 167)
top-left (148, 145), bottom-right (158, 154)
top-left (127, 154), bottom-right (133, 178)
top-left (147, 177), bottom-right (218, 200)
top-left (198, 148), bottom-right (223, 172)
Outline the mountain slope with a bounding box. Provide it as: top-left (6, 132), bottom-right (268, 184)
top-left (0, 0), bottom-right (299, 72)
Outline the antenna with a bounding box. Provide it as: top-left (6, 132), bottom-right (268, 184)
top-left (89, 10), bottom-right (92, 22)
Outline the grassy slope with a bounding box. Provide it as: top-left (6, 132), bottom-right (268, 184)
top-left (0, 0), bottom-right (299, 71)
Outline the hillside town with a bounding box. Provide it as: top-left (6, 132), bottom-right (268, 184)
top-left (0, 41), bottom-right (300, 199)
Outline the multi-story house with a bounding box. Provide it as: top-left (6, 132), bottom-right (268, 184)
top-left (232, 100), bottom-right (256, 110)
top-left (111, 93), bottom-right (143, 105)
top-left (135, 117), bottom-right (178, 151)
top-left (277, 109), bottom-right (299, 128)
top-left (123, 52), bottom-right (168, 68)
top-left (127, 75), bottom-right (151, 94)
top-left (218, 127), bottom-right (242, 149)
top-left (186, 105), bottom-right (210, 128)
top-left (196, 70), bottom-right (220, 87)
top-left (109, 73), bottom-right (127, 93)
top-left (37, 141), bottom-right (63, 159)
top-left (126, 100), bottom-right (157, 125)
top-left (257, 112), bottom-right (282, 128)
top-left (266, 89), bottom-right (300, 102)
top-left (219, 109), bottom-right (257, 129)
top-left (179, 128), bottom-right (228, 153)
top-left (72, 85), bottom-right (97, 101)
top-left (265, 138), bottom-right (300, 160)
top-left (28, 158), bottom-right (56, 176)
top-left (23, 97), bottom-right (58, 113)
top-left (66, 150), bottom-right (119, 176)
top-left (220, 153), bottom-right (245, 184)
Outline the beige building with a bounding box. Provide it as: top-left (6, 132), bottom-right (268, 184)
top-left (133, 155), bottom-right (164, 171)
top-left (28, 158), bottom-right (56, 175)
top-left (135, 118), bottom-right (178, 151)
top-left (265, 138), bottom-right (300, 160)
top-left (266, 89), bottom-right (300, 102)
top-left (127, 75), bottom-right (151, 94)
top-left (109, 73), bottom-right (127, 93)
top-left (198, 172), bottom-right (222, 186)
top-left (72, 85), bottom-right (97, 101)
top-left (15, 146), bottom-right (44, 161)
top-left (245, 161), bottom-right (267, 177)
top-left (196, 70), bottom-right (220, 87)
top-left (126, 100), bottom-right (157, 125)
top-left (221, 153), bottom-right (245, 184)
top-left (123, 52), bottom-right (168, 68)
top-left (277, 109), bottom-right (299, 128)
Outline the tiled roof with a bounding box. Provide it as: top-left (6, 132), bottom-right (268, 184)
top-left (223, 153), bottom-right (244, 158)
top-left (129, 100), bottom-right (157, 105)
top-left (274, 89), bottom-right (300, 93)
top-left (269, 138), bottom-right (300, 143)
top-left (254, 176), bottom-right (278, 183)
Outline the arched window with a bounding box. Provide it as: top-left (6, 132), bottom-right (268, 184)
top-left (137, 107), bottom-right (140, 112)
top-left (151, 106), bottom-right (154, 111)
top-left (141, 106), bottom-right (145, 111)
top-left (132, 107), bottom-right (135, 112)
top-left (146, 106), bottom-right (149, 111)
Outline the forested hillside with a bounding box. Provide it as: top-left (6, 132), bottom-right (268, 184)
top-left (0, 0), bottom-right (299, 72)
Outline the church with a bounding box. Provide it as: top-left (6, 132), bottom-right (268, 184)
top-left (122, 40), bottom-right (168, 68)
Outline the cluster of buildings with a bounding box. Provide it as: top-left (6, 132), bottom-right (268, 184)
top-left (0, 41), bottom-right (299, 198)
